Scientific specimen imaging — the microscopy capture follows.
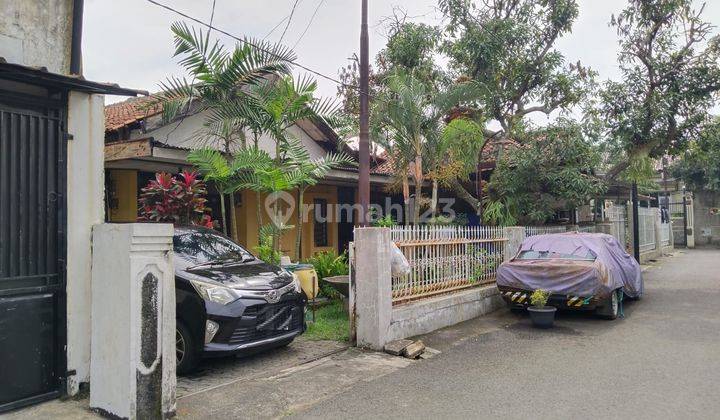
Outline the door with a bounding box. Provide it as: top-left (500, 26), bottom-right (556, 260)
top-left (0, 101), bottom-right (66, 412)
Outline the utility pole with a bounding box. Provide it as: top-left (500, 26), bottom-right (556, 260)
top-left (358, 0), bottom-right (370, 226)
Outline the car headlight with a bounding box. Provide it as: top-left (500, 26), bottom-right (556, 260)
top-left (189, 279), bottom-right (239, 305)
top-left (291, 273), bottom-right (302, 294)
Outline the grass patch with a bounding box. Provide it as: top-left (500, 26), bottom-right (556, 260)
top-left (304, 301), bottom-right (349, 342)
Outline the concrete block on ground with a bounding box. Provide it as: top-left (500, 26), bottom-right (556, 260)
top-left (402, 341), bottom-right (426, 359)
top-left (418, 346), bottom-right (441, 360)
top-left (384, 339), bottom-right (414, 356)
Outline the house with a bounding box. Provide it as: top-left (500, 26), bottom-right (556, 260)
top-left (0, 0), bottom-right (143, 412)
top-left (103, 96), bottom-right (398, 259)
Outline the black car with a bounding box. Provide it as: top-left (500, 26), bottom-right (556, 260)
top-left (173, 226), bottom-right (307, 373)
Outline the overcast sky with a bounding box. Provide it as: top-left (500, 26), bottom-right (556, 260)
top-left (84, 0), bottom-right (720, 106)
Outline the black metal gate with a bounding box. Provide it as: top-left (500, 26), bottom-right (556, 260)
top-left (0, 100), bottom-right (67, 412)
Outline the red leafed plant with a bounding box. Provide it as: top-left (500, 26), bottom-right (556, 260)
top-left (138, 170), bottom-right (214, 227)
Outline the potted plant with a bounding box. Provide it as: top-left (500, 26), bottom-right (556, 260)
top-left (527, 289), bottom-right (556, 329)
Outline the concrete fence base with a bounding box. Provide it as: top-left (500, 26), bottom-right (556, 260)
top-left (387, 285), bottom-right (504, 342)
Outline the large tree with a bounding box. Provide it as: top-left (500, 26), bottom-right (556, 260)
top-left (600, 0), bottom-right (720, 181)
top-left (671, 117), bottom-right (720, 192)
top-left (438, 0), bottom-right (593, 216)
top-left (485, 119), bottom-right (607, 225)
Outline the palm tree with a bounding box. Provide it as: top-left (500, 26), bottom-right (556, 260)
top-left (375, 72), bottom-right (486, 224)
top-left (157, 22), bottom-right (295, 239)
top-left (282, 140), bottom-right (354, 260)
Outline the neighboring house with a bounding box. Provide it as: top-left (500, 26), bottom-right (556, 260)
top-left (103, 96), bottom-right (396, 259)
top-left (0, 0), bottom-right (142, 411)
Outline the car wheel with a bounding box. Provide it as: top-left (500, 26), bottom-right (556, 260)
top-left (596, 290), bottom-right (619, 320)
top-left (176, 321), bottom-right (200, 375)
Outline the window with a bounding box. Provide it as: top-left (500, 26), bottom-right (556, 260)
top-left (518, 250), bottom-right (596, 261)
top-left (314, 198), bottom-right (328, 247)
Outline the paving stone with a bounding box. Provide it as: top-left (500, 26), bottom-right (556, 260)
top-left (384, 339), bottom-right (414, 356)
top-left (177, 337), bottom-right (349, 397)
top-left (402, 340), bottom-right (426, 359)
top-left (418, 346), bottom-right (441, 360)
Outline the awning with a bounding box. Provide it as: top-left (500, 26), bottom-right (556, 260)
top-left (0, 58), bottom-right (147, 96)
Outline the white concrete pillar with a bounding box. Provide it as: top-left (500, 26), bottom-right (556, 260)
top-left (90, 223), bottom-right (176, 419)
top-left (503, 227), bottom-right (526, 262)
top-left (654, 208), bottom-right (663, 253)
top-left (353, 227), bottom-right (392, 351)
top-left (65, 91), bottom-right (106, 394)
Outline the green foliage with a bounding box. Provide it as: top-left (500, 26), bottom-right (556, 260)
top-left (373, 214), bottom-right (397, 227)
top-left (671, 119), bottom-right (720, 192)
top-left (304, 250), bottom-right (349, 300)
top-left (305, 251), bottom-right (349, 280)
top-left (304, 301), bottom-right (349, 342)
top-left (482, 199), bottom-right (517, 226)
top-left (530, 289), bottom-right (551, 308)
top-left (487, 120), bottom-right (606, 224)
top-left (254, 225), bottom-right (281, 265)
top-left (440, 0), bottom-right (592, 135)
top-left (599, 0), bottom-right (720, 180)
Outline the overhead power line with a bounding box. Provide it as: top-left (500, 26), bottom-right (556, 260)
top-left (146, 0), bottom-right (357, 91)
top-left (293, 0), bottom-right (326, 49)
top-left (279, 0), bottom-right (302, 44)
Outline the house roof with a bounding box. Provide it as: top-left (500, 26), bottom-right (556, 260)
top-left (105, 95), bottom-right (162, 131)
top-left (371, 137), bottom-right (521, 176)
top-left (0, 58), bottom-right (147, 96)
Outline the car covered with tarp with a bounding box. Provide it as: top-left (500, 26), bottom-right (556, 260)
top-left (496, 232), bottom-right (643, 319)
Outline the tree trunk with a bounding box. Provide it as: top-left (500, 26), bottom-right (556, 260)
top-left (219, 192), bottom-right (227, 235)
top-left (255, 190), bottom-right (263, 242)
top-left (295, 187), bottom-right (305, 262)
top-left (402, 176), bottom-right (411, 226)
top-left (228, 192), bottom-right (239, 242)
top-left (413, 155), bottom-right (423, 225)
top-left (224, 140), bottom-right (239, 242)
top-left (431, 179), bottom-right (438, 219)
top-left (450, 178), bottom-right (482, 217)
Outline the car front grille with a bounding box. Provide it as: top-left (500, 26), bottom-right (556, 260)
top-left (228, 301), bottom-right (304, 345)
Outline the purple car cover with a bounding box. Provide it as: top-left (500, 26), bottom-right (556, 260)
top-left (496, 232), bottom-right (643, 298)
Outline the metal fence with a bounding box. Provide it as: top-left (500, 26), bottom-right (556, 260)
top-left (525, 226), bottom-right (567, 237)
top-left (607, 204), bottom-right (628, 250)
top-left (660, 221), bottom-right (671, 247)
top-left (638, 207), bottom-right (657, 253)
top-left (390, 226), bottom-right (506, 304)
top-left (578, 225), bottom-right (597, 233)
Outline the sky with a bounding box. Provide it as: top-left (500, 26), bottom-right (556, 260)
top-left (84, 0), bottom-right (720, 106)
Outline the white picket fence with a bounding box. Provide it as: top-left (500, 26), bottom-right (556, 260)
top-left (390, 226), bottom-right (506, 304)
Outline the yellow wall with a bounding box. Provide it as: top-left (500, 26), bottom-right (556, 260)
top-left (107, 169), bottom-right (138, 222)
top-left (108, 168), bottom-right (339, 261)
top-left (235, 186), bottom-right (339, 261)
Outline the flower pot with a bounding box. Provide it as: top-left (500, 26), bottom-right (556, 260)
top-left (528, 306), bottom-right (557, 329)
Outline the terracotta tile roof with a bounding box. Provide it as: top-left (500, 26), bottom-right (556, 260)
top-left (105, 96), bottom-right (161, 132)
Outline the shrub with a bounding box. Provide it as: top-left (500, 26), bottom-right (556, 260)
top-left (305, 250), bottom-right (349, 299)
top-left (138, 171), bottom-right (213, 227)
top-left (530, 289), bottom-right (551, 308)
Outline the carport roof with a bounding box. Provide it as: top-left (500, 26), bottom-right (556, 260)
top-left (0, 58), bottom-right (147, 96)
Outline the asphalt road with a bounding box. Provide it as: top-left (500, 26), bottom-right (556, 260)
top-left (295, 249), bottom-right (720, 420)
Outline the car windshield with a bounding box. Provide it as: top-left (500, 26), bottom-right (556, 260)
top-left (173, 229), bottom-right (255, 266)
top-left (518, 250), bottom-right (596, 261)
